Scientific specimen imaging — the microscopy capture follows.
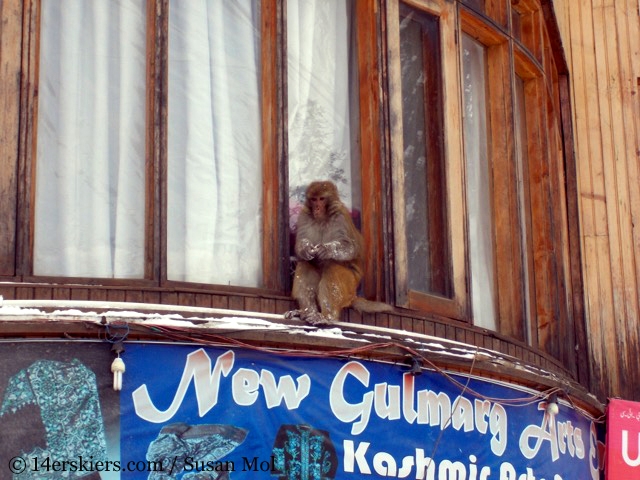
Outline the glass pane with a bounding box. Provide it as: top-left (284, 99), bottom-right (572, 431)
top-left (515, 76), bottom-right (532, 343)
top-left (167, 1), bottom-right (263, 287)
top-left (34, 0), bottom-right (147, 278)
top-left (287, 0), bottom-right (361, 231)
top-left (462, 33), bottom-right (497, 329)
top-left (399, 5), bottom-right (452, 297)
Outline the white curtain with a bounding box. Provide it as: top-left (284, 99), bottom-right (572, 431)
top-left (287, 0), bottom-right (360, 225)
top-left (167, 0), bottom-right (262, 286)
top-left (462, 34), bottom-right (497, 330)
top-left (35, 0), bottom-right (147, 278)
top-left (35, 0), bottom-right (353, 285)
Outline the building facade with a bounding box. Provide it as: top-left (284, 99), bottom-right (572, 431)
top-left (0, 0), bottom-right (638, 477)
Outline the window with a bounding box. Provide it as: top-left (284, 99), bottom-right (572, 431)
top-left (12, 0), bottom-right (579, 359)
top-left (514, 75), bottom-right (535, 343)
top-left (457, 3), bottom-right (566, 346)
top-left (398, 6), bottom-right (450, 298)
top-left (166, 1), bottom-right (263, 286)
top-left (32, 0), bottom-right (364, 289)
top-left (34, 0), bottom-right (148, 279)
top-left (387, 0), bottom-right (466, 319)
top-left (287, 0), bottom-right (362, 233)
top-left (461, 33), bottom-right (497, 330)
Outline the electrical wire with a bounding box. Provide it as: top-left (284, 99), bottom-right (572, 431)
top-left (422, 345), bottom-right (479, 475)
top-left (105, 319), bottom-right (604, 422)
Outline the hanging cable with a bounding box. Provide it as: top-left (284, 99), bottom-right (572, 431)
top-left (103, 319), bottom-right (603, 421)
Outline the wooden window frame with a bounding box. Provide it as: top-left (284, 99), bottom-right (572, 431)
top-left (12, 0), bottom-right (385, 299)
top-left (513, 54), bottom-right (542, 345)
top-left (17, 0), bottom-right (285, 292)
top-left (461, 9), bottom-right (522, 335)
top-left (460, 7), bottom-right (542, 340)
top-left (387, 0), bottom-right (467, 319)
top-left (511, 0), bottom-right (542, 62)
top-left (460, 0), bottom-right (509, 28)
top-left (355, 0), bottom-right (386, 302)
top-left (460, 0), bottom-right (579, 356)
top-left (155, 0), bottom-right (289, 292)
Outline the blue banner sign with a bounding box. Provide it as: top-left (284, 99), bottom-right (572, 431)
top-left (121, 344), bottom-right (601, 479)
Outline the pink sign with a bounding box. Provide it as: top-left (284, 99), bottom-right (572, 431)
top-left (607, 398), bottom-right (640, 477)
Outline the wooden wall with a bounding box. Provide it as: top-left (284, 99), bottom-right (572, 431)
top-left (0, 0), bottom-right (22, 277)
top-left (553, 0), bottom-right (640, 400)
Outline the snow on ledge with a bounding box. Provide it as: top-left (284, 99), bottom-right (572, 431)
top-left (0, 297), bottom-right (558, 375)
top-left (0, 298), bottom-right (359, 341)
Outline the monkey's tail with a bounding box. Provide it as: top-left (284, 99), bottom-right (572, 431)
top-left (351, 297), bottom-right (393, 314)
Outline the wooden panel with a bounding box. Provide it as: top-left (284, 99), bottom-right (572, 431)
top-left (607, 0), bottom-right (640, 388)
top-left (52, 288), bottom-right (71, 300)
top-left (543, 93), bottom-right (567, 363)
top-left (558, 75), bottom-right (590, 386)
top-left (229, 296), bottom-right (245, 311)
top-left (34, 287), bottom-right (52, 300)
top-left (143, 290), bottom-right (161, 304)
top-left (260, 297), bottom-right (276, 314)
top-left (71, 289), bottom-right (90, 301)
top-left (145, 0), bottom-right (163, 281)
top-left (356, 0), bottom-right (385, 301)
top-left (211, 295), bottom-right (229, 309)
top-left (389, 314), bottom-right (402, 330)
top-left (590, 0), bottom-right (640, 396)
top-left (194, 293), bottom-right (212, 308)
top-left (0, 286), bottom-right (16, 299)
top-left (125, 290), bottom-right (144, 303)
top-left (557, 0), bottom-right (640, 400)
top-left (178, 292), bottom-right (196, 308)
top-left (563, 0), bottom-right (608, 398)
top-left (107, 290), bottom-right (127, 302)
top-left (485, 0), bottom-right (507, 26)
top-left (91, 289), bottom-right (109, 302)
top-left (486, 42), bottom-right (526, 341)
top-left (260, 0), bottom-right (285, 290)
top-left (0, 0), bottom-right (22, 276)
top-left (244, 297), bottom-right (262, 313)
top-left (16, 287), bottom-right (33, 300)
top-left (524, 77), bottom-right (556, 353)
top-left (16, 0), bottom-right (39, 277)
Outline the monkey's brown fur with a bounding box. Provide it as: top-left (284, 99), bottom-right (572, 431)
top-left (287, 180), bottom-right (391, 325)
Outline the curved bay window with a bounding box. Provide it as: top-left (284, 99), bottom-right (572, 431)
top-left (4, 0), bottom-right (581, 368)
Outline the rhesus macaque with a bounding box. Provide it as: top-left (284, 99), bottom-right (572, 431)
top-left (287, 180), bottom-right (391, 325)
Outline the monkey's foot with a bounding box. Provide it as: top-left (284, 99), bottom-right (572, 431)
top-left (284, 309), bottom-right (301, 320)
top-left (302, 312), bottom-right (335, 326)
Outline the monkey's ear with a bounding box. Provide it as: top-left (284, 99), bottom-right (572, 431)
top-left (327, 200), bottom-right (344, 217)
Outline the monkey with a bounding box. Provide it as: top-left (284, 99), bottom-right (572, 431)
top-left (286, 180), bottom-right (392, 325)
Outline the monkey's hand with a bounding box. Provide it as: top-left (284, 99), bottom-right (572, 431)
top-left (316, 241), bottom-right (355, 261)
top-left (297, 239), bottom-right (320, 261)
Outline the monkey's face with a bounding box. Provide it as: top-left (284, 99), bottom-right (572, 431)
top-left (305, 181), bottom-right (339, 221)
top-left (309, 195), bottom-right (328, 220)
